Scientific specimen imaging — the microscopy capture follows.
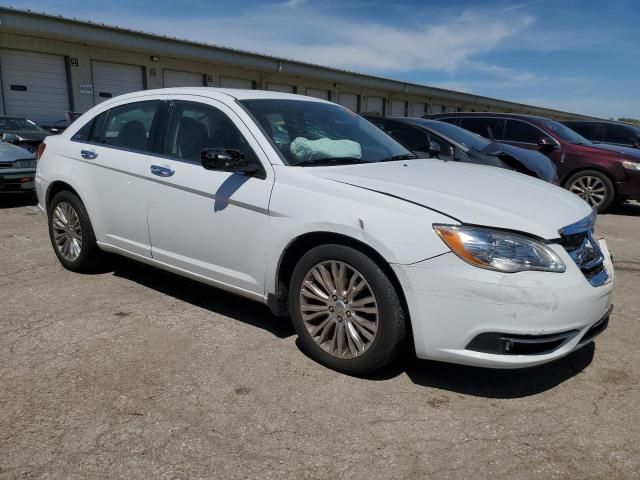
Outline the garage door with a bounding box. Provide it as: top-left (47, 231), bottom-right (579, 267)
top-left (267, 82), bottom-right (295, 93)
top-left (390, 100), bottom-right (405, 117)
top-left (163, 70), bottom-right (204, 87)
top-left (305, 88), bottom-right (330, 100)
top-left (338, 93), bottom-right (359, 112)
top-left (92, 61), bottom-right (144, 104)
top-left (220, 77), bottom-right (254, 89)
top-left (365, 96), bottom-right (384, 115)
top-left (431, 104), bottom-right (445, 114)
top-left (0, 49), bottom-right (70, 126)
top-left (409, 102), bottom-right (426, 118)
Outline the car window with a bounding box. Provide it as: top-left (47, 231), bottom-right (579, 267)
top-left (0, 117), bottom-right (45, 132)
top-left (565, 122), bottom-right (595, 139)
top-left (503, 120), bottom-right (541, 144)
top-left (438, 117), bottom-right (460, 126)
top-left (375, 120), bottom-right (430, 152)
top-left (603, 124), bottom-right (635, 145)
top-left (163, 101), bottom-right (256, 162)
top-left (240, 99), bottom-right (413, 165)
top-left (71, 112), bottom-right (108, 143)
top-left (101, 101), bottom-right (161, 152)
top-left (460, 117), bottom-right (505, 140)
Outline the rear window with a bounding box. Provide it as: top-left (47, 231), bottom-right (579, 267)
top-left (460, 117), bottom-right (505, 140)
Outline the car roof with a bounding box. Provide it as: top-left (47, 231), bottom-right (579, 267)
top-left (428, 111), bottom-right (555, 123)
top-left (110, 87), bottom-right (332, 104)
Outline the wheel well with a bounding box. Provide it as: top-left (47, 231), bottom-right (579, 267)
top-left (561, 167), bottom-right (616, 192)
top-left (46, 181), bottom-right (80, 210)
top-left (272, 232), bottom-right (412, 333)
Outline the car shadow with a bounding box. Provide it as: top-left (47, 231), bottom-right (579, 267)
top-left (0, 192), bottom-right (37, 209)
top-left (110, 257), bottom-right (295, 339)
top-left (606, 201), bottom-right (640, 217)
top-left (364, 342), bottom-right (595, 399)
top-left (104, 256), bottom-right (593, 395)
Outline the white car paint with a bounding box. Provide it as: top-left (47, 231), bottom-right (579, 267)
top-left (36, 88), bottom-right (614, 369)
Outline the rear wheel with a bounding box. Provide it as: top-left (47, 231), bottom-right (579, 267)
top-left (565, 170), bottom-right (615, 213)
top-left (48, 190), bottom-right (102, 272)
top-left (289, 244), bottom-right (406, 375)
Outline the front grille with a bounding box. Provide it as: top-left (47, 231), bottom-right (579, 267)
top-left (557, 213), bottom-right (609, 287)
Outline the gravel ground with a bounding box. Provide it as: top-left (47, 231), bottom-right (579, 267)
top-left (1, 195), bottom-right (639, 479)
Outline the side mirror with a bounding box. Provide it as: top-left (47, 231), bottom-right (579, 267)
top-left (537, 136), bottom-right (556, 154)
top-left (201, 148), bottom-right (258, 174)
top-left (2, 133), bottom-right (18, 144)
top-left (631, 137), bottom-right (640, 149)
top-left (428, 141), bottom-right (442, 158)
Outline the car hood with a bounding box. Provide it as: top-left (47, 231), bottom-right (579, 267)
top-left (3, 130), bottom-right (48, 142)
top-left (480, 141), bottom-right (558, 183)
top-left (588, 142), bottom-right (640, 160)
top-left (309, 159), bottom-right (592, 239)
top-left (0, 141), bottom-right (35, 162)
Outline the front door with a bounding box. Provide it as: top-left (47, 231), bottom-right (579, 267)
top-left (144, 97), bottom-right (274, 297)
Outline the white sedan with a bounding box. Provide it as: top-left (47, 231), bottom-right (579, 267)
top-left (35, 88), bottom-right (614, 374)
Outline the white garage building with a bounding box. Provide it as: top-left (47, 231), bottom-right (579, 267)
top-left (0, 6), bottom-right (591, 127)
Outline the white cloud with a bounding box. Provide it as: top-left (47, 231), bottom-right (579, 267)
top-left (27, 3), bottom-right (533, 75)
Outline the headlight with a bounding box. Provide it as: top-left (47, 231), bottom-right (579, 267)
top-left (14, 159), bottom-right (36, 169)
top-left (433, 225), bottom-right (566, 273)
top-left (622, 160), bottom-right (640, 171)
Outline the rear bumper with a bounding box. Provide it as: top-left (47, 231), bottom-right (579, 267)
top-left (0, 169), bottom-right (36, 191)
top-left (393, 240), bottom-right (614, 369)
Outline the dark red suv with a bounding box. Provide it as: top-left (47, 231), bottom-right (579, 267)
top-left (425, 112), bottom-right (640, 212)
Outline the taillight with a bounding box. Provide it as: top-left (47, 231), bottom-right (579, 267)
top-left (36, 142), bottom-right (46, 161)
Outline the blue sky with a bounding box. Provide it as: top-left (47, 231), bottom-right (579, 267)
top-left (12, 0), bottom-right (640, 118)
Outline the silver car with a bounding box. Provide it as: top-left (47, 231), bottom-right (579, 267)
top-left (0, 140), bottom-right (37, 193)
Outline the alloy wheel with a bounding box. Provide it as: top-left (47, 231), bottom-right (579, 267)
top-left (299, 261), bottom-right (379, 359)
top-left (52, 201), bottom-right (83, 262)
top-left (569, 175), bottom-right (607, 208)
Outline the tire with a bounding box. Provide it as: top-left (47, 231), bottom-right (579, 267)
top-left (564, 170), bottom-right (615, 213)
top-left (289, 244), bottom-right (406, 375)
top-left (47, 190), bottom-right (102, 272)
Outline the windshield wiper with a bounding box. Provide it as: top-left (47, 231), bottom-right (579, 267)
top-left (292, 157), bottom-right (370, 167)
top-left (379, 153), bottom-right (418, 162)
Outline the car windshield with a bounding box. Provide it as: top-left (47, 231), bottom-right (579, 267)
top-left (240, 99), bottom-right (415, 166)
top-left (540, 119), bottom-right (591, 145)
top-left (413, 119), bottom-right (490, 151)
top-left (0, 117), bottom-right (45, 132)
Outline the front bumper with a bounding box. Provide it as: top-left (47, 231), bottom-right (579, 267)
top-left (394, 239), bottom-right (614, 368)
top-left (617, 168), bottom-right (640, 201)
top-left (0, 169), bottom-right (36, 192)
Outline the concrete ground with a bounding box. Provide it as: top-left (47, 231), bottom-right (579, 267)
top-left (1, 194), bottom-right (639, 479)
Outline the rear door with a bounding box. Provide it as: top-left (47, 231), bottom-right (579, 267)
top-left (144, 97), bottom-right (273, 296)
top-left (0, 49), bottom-right (70, 126)
top-left (70, 99), bottom-right (163, 257)
top-left (92, 61), bottom-right (144, 104)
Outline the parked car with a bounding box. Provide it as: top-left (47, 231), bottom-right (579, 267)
top-left (562, 120), bottom-right (640, 149)
top-left (36, 89), bottom-right (613, 375)
top-left (0, 116), bottom-right (50, 153)
top-left (425, 112), bottom-right (640, 212)
top-left (0, 140), bottom-right (36, 193)
top-left (364, 115), bottom-right (558, 184)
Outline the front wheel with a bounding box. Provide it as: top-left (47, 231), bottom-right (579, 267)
top-left (289, 244), bottom-right (406, 375)
top-left (565, 170), bottom-right (615, 212)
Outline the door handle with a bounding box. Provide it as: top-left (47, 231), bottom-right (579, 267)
top-left (150, 165), bottom-right (175, 177)
top-left (81, 149), bottom-right (98, 160)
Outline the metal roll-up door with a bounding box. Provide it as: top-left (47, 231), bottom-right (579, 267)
top-left (305, 88), bottom-right (330, 100)
top-left (163, 70), bottom-right (205, 87)
top-left (409, 102), bottom-right (426, 117)
top-left (92, 61), bottom-right (144, 104)
top-left (220, 77), bottom-right (254, 89)
top-left (267, 82), bottom-right (295, 93)
top-left (338, 93), bottom-right (359, 112)
top-left (390, 100), bottom-right (405, 117)
top-left (365, 96), bottom-right (384, 115)
top-left (0, 49), bottom-right (70, 126)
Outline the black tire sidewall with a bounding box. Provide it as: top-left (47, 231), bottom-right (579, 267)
top-left (289, 244), bottom-right (405, 375)
top-left (47, 190), bottom-right (98, 271)
top-left (565, 170), bottom-right (615, 213)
